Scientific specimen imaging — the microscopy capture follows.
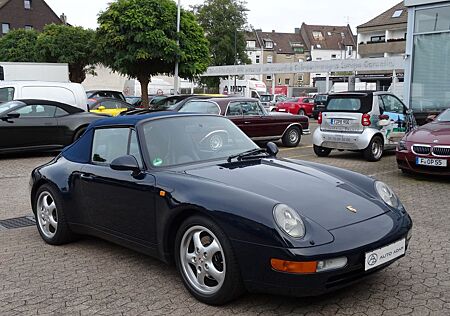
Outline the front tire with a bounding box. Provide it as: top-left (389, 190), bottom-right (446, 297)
top-left (282, 126), bottom-right (301, 147)
top-left (314, 145), bottom-right (332, 157)
top-left (34, 184), bottom-right (75, 245)
top-left (363, 136), bottom-right (384, 162)
top-left (175, 216), bottom-right (245, 305)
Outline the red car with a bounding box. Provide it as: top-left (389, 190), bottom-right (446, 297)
top-left (396, 109), bottom-right (450, 175)
top-left (275, 97), bottom-right (315, 117)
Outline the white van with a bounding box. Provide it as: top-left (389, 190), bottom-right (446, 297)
top-left (0, 81), bottom-right (88, 111)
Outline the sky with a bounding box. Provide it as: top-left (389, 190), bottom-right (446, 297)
top-left (45, 0), bottom-right (403, 33)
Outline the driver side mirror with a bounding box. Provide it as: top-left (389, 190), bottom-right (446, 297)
top-left (426, 114), bottom-right (436, 123)
top-left (110, 155), bottom-right (141, 176)
top-left (266, 142), bottom-right (279, 157)
top-left (1, 113), bottom-right (20, 121)
top-left (98, 106), bottom-right (106, 111)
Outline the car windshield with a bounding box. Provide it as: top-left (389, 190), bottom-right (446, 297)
top-left (260, 95), bottom-right (273, 102)
top-left (316, 95), bottom-right (327, 102)
top-left (437, 109), bottom-right (450, 122)
top-left (0, 101), bottom-right (23, 114)
top-left (141, 116), bottom-right (258, 167)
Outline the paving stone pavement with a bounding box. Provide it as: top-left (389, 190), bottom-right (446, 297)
top-left (0, 125), bottom-right (449, 315)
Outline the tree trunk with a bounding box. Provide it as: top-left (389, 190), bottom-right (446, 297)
top-left (69, 64), bottom-right (86, 83)
top-left (139, 76), bottom-right (150, 109)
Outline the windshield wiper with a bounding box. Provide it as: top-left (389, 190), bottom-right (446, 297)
top-left (227, 148), bottom-right (267, 162)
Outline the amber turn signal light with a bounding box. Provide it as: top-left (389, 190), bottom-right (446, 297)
top-left (271, 258), bottom-right (318, 274)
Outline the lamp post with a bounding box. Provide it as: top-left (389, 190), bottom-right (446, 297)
top-left (174, 0), bottom-right (181, 95)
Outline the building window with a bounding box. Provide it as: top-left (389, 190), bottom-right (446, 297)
top-left (392, 10), bottom-right (403, 18)
top-left (278, 78), bottom-right (281, 84)
top-left (267, 55), bottom-right (273, 63)
top-left (331, 54), bottom-right (337, 59)
top-left (285, 78), bottom-right (290, 85)
top-left (415, 5), bottom-right (450, 33)
top-left (25, 25), bottom-right (33, 30)
top-left (247, 40), bottom-right (256, 48)
top-left (266, 75), bottom-right (272, 81)
top-left (316, 57), bottom-right (322, 61)
top-left (316, 44), bottom-right (322, 49)
top-left (312, 31), bottom-right (323, 40)
top-left (347, 46), bottom-right (353, 56)
top-left (255, 55), bottom-right (260, 64)
top-left (24, 0), bottom-right (31, 10)
top-left (1, 23), bottom-right (10, 34)
top-left (370, 35), bottom-right (386, 43)
top-left (297, 74), bottom-right (304, 82)
top-left (265, 41), bottom-right (273, 49)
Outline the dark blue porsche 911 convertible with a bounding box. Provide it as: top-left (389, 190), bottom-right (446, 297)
top-left (30, 112), bottom-right (412, 305)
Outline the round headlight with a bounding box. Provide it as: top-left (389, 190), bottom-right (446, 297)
top-left (273, 204), bottom-right (305, 238)
top-left (375, 181), bottom-right (399, 208)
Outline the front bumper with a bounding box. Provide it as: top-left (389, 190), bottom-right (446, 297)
top-left (313, 129), bottom-right (372, 150)
top-left (396, 150), bottom-right (450, 176)
top-left (232, 213), bottom-right (412, 297)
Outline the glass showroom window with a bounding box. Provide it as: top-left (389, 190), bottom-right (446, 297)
top-left (410, 4), bottom-right (450, 113)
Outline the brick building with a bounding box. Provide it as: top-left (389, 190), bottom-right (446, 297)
top-left (0, 0), bottom-right (62, 36)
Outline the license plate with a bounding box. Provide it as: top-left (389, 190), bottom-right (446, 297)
top-left (330, 119), bottom-right (350, 125)
top-left (324, 134), bottom-right (353, 143)
top-left (278, 109), bottom-right (286, 112)
top-left (365, 239), bottom-right (406, 271)
top-left (416, 157), bottom-right (447, 167)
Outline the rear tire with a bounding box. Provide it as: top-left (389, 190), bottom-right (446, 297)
top-left (175, 216), bottom-right (245, 305)
top-left (282, 126), bottom-right (301, 147)
top-left (363, 136), bottom-right (384, 162)
top-left (298, 109), bottom-right (306, 116)
top-left (313, 145), bottom-right (332, 157)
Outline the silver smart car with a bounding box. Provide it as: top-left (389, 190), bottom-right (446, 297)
top-left (313, 91), bottom-right (407, 161)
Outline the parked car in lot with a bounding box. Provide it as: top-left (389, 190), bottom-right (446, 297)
top-left (88, 98), bottom-right (135, 116)
top-left (275, 97), bottom-right (315, 117)
top-left (0, 81), bottom-right (88, 111)
top-left (312, 94), bottom-right (328, 120)
top-left (313, 92), bottom-right (407, 161)
top-left (128, 96), bottom-right (310, 147)
top-left (396, 109), bottom-right (450, 175)
top-left (30, 113), bottom-right (412, 305)
top-left (260, 94), bottom-right (287, 112)
top-left (0, 100), bottom-right (105, 153)
top-left (86, 90), bottom-right (126, 102)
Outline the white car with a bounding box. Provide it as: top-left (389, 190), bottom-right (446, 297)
top-left (0, 81), bottom-right (88, 111)
top-left (313, 91), bottom-right (407, 161)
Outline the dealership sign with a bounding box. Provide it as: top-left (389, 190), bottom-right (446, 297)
top-left (202, 57), bottom-right (405, 77)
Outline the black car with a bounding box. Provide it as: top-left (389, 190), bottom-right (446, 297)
top-left (86, 90), bottom-right (126, 101)
top-left (30, 113), bottom-right (412, 305)
top-left (312, 94), bottom-right (328, 120)
top-left (0, 99), bottom-right (106, 153)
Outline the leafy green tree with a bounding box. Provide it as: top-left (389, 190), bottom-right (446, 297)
top-left (36, 24), bottom-right (98, 83)
top-left (97, 0), bottom-right (210, 107)
top-left (194, 0), bottom-right (250, 87)
top-left (0, 29), bottom-right (39, 62)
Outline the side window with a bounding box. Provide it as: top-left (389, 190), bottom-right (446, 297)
top-left (226, 102), bottom-right (243, 116)
top-left (92, 128), bottom-right (130, 164)
top-left (381, 95), bottom-right (405, 114)
top-left (179, 101), bottom-right (220, 114)
top-left (0, 87), bottom-right (14, 103)
top-left (12, 104), bottom-right (57, 118)
top-left (55, 107), bottom-right (69, 117)
top-left (242, 101), bottom-right (263, 116)
top-left (129, 130), bottom-right (143, 167)
top-left (100, 100), bottom-right (119, 109)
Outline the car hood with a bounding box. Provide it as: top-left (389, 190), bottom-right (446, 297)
top-left (406, 122), bottom-right (450, 144)
top-left (184, 159), bottom-right (385, 230)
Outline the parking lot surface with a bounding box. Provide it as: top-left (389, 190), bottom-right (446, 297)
top-left (1, 123), bottom-right (449, 315)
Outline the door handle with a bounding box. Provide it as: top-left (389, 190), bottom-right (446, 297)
top-left (80, 173), bottom-right (94, 181)
top-left (244, 121), bottom-right (251, 124)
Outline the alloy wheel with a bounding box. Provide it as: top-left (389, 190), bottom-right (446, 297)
top-left (180, 225), bottom-right (226, 295)
top-left (37, 191), bottom-right (58, 239)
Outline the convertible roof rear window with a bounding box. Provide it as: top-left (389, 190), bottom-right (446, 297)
top-left (326, 95), bottom-right (372, 113)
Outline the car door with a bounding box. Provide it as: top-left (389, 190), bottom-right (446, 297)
top-left (240, 101), bottom-right (273, 138)
top-left (80, 127), bottom-right (157, 244)
top-left (1, 104), bottom-right (59, 149)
